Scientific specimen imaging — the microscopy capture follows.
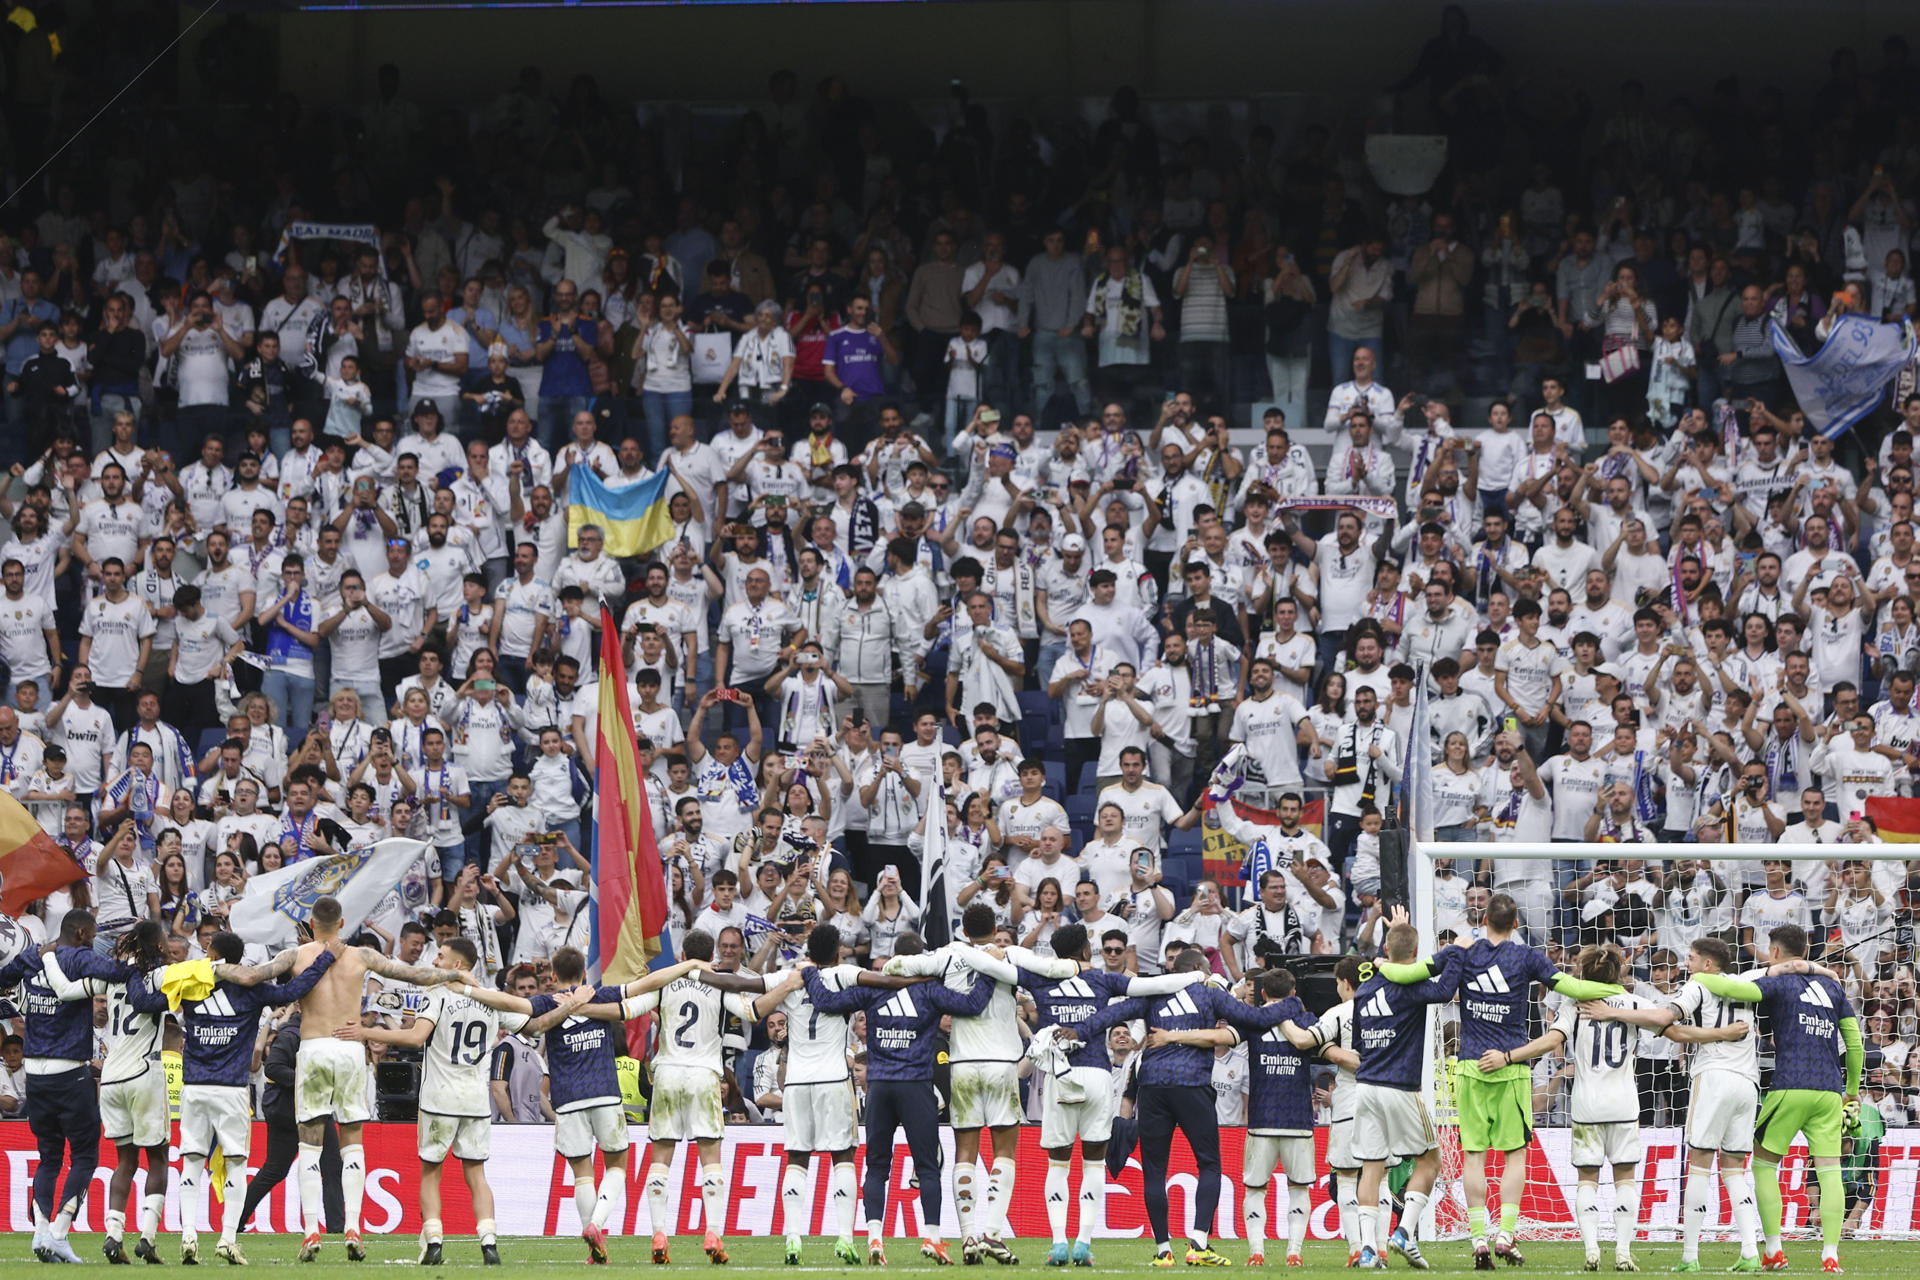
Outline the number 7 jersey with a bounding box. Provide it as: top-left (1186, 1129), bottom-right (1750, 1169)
top-left (417, 988), bottom-right (531, 1118)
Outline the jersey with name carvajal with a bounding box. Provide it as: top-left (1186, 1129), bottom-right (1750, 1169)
top-left (101, 965), bottom-right (170, 1085)
top-left (528, 984), bottom-right (629, 1111)
top-left (1354, 954), bottom-right (1462, 1091)
top-left (651, 973), bottom-right (755, 1076)
top-left (1753, 972), bottom-right (1856, 1093)
top-left (177, 954), bottom-right (337, 1086)
top-left (418, 987), bottom-right (530, 1117)
top-left (1454, 938), bottom-right (1565, 1061)
top-left (1081, 982), bottom-right (1293, 1089)
top-left (1668, 970), bottom-right (1762, 1084)
top-left (768, 964), bottom-right (864, 1085)
top-left (1235, 994), bottom-right (1320, 1135)
top-left (1020, 966), bottom-right (1142, 1070)
top-left (803, 967), bottom-right (991, 1081)
top-left (0, 947), bottom-right (135, 1062)
top-left (1550, 991), bottom-right (1655, 1123)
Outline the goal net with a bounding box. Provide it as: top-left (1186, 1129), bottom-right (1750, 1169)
top-left (1409, 839), bottom-right (1918, 1243)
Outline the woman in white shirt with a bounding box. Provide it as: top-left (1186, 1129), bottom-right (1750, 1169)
top-left (636, 292), bottom-right (695, 458)
top-left (820, 867), bottom-right (869, 963)
top-left (1161, 879), bottom-right (1232, 973)
top-left (1586, 262), bottom-right (1657, 422)
top-left (325, 689), bottom-right (379, 777)
top-left (1433, 732), bottom-right (1484, 842)
top-left (153, 788), bottom-right (217, 891)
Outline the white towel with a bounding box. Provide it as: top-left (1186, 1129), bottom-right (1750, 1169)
top-left (1025, 1025), bottom-right (1086, 1103)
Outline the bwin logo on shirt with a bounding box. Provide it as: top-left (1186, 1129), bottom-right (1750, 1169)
top-left (1466, 968), bottom-right (1512, 995)
top-left (1360, 990), bottom-right (1395, 1019)
top-left (1799, 982), bottom-right (1835, 1009)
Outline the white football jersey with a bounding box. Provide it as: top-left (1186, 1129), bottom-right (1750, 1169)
top-left (1669, 970), bottom-right (1762, 1085)
top-left (1310, 998), bottom-right (1358, 1122)
top-left (418, 988), bottom-right (529, 1118)
top-left (931, 943), bottom-right (1027, 1065)
top-left (1550, 992), bottom-right (1653, 1124)
top-left (771, 963), bottom-right (862, 1085)
top-left (100, 964), bottom-right (169, 1086)
top-left (652, 974), bottom-right (755, 1075)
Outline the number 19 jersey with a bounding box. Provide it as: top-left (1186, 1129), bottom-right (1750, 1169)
top-left (770, 964), bottom-right (862, 1084)
top-left (418, 988), bottom-right (530, 1118)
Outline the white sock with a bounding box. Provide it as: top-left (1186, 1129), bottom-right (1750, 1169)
top-left (1077, 1160), bottom-right (1104, 1245)
top-left (1403, 1190), bottom-right (1430, 1244)
top-left (831, 1162), bottom-right (857, 1241)
top-left (954, 1160), bottom-right (978, 1238)
top-left (987, 1156), bottom-right (1016, 1240)
top-left (140, 1192), bottom-right (164, 1243)
top-left (1360, 1205), bottom-right (1379, 1253)
top-left (180, 1155), bottom-right (207, 1241)
top-left (701, 1166), bottom-right (727, 1237)
top-left (1191, 1226), bottom-right (1209, 1250)
top-left (783, 1163), bottom-right (810, 1239)
top-left (1682, 1168), bottom-right (1708, 1262)
top-left (340, 1144), bottom-right (366, 1233)
top-left (422, 1217), bottom-right (444, 1246)
top-left (1340, 1178), bottom-right (1360, 1254)
top-left (105, 1209), bottom-right (126, 1243)
top-left (476, 1218), bottom-right (497, 1247)
top-left (575, 1175), bottom-right (597, 1233)
top-left (1613, 1180), bottom-right (1639, 1259)
top-left (1045, 1161), bottom-right (1071, 1245)
top-left (1243, 1183), bottom-right (1268, 1252)
top-left (1287, 1185), bottom-right (1311, 1258)
top-left (1578, 1181), bottom-right (1599, 1255)
top-left (52, 1207), bottom-right (73, 1240)
top-left (645, 1165), bottom-right (672, 1236)
top-left (591, 1175), bottom-right (623, 1231)
top-left (296, 1145), bottom-right (324, 1236)
top-left (1726, 1168), bottom-right (1760, 1258)
top-left (220, 1162), bottom-right (249, 1245)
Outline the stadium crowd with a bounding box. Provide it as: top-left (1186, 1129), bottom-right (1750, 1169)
top-left (1, 7), bottom-right (1920, 1180)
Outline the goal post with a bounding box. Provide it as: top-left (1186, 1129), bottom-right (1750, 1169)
top-left (1405, 838), bottom-right (1917, 1243)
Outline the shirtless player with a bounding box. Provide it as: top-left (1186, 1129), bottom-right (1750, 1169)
top-left (290, 895), bottom-right (474, 1262)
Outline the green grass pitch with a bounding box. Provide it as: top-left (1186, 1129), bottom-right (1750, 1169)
top-left (6, 1236), bottom-right (1918, 1274)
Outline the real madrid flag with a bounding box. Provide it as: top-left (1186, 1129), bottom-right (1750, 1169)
top-left (228, 838), bottom-right (431, 944)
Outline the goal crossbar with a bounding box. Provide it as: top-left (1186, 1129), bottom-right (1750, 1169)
top-left (1411, 840), bottom-right (1915, 860)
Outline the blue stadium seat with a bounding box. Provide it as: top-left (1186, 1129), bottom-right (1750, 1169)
top-left (1016, 690), bottom-right (1051, 727)
top-left (196, 728), bottom-right (227, 759)
top-left (1044, 759), bottom-right (1067, 796)
top-left (1168, 827), bottom-right (1205, 858)
top-left (1064, 792), bottom-right (1096, 824)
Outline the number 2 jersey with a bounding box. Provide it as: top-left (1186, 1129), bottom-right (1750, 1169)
top-left (417, 987), bottom-right (530, 1118)
top-left (649, 973), bottom-right (757, 1077)
top-left (1549, 991), bottom-right (1656, 1124)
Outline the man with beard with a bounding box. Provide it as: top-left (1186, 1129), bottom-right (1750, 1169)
top-left (216, 451), bottom-right (284, 533)
top-left (370, 537), bottom-right (434, 694)
top-left (1288, 509), bottom-right (1396, 679)
top-left (1320, 685), bottom-right (1402, 873)
top-left (1572, 472), bottom-right (1651, 558)
top-left (69, 462), bottom-right (144, 591)
top-left (1732, 551), bottom-right (1789, 622)
top-left (1398, 578), bottom-right (1476, 669)
top-left (1531, 505), bottom-right (1600, 595)
top-left (1070, 569), bottom-right (1160, 671)
top-left (1228, 658), bottom-right (1315, 791)
top-left (1565, 568), bottom-right (1635, 661)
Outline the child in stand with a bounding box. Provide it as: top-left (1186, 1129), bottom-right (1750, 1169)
top-left (552, 584), bottom-right (597, 670)
top-left (23, 743), bottom-right (75, 837)
top-left (448, 573), bottom-right (494, 685)
top-left (528, 726), bottom-right (591, 850)
top-left (12, 679), bottom-right (46, 742)
top-left (1348, 803), bottom-right (1384, 912)
top-left (943, 310), bottom-right (987, 451)
top-left (325, 352), bottom-right (373, 440)
top-left (1647, 314), bottom-right (1696, 430)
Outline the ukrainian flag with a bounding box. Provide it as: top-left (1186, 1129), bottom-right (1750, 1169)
top-left (568, 466), bottom-right (675, 558)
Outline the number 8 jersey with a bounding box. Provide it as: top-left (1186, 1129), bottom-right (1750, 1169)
top-left (417, 988), bottom-right (531, 1117)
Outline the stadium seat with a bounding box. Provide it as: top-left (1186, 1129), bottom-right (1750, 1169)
top-left (1043, 759), bottom-right (1067, 797)
top-left (1015, 690), bottom-right (1051, 727)
top-left (1168, 827), bottom-right (1205, 858)
top-left (196, 728), bottom-right (227, 759)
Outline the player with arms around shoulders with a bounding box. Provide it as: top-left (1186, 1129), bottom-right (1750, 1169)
top-left (1015, 921), bottom-right (1210, 1267)
top-left (286, 894), bottom-right (472, 1263)
top-left (882, 901), bottom-right (1083, 1266)
top-left (763, 922), bottom-right (940, 1266)
top-left (1497, 943), bottom-right (1751, 1273)
top-left (1580, 936), bottom-right (1770, 1272)
top-left (1377, 894), bottom-right (1626, 1269)
top-left (1138, 964), bottom-right (1328, 1267)
top-left (1675, 925), bottom-right (1861, 1274)
top-left (329, 936), bottom-right (598, 1266)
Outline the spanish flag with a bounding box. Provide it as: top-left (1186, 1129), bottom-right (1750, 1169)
top-left (0, 789), bottom-right (85, 916)
top-left (587, 607), bottom-right (675, 1055)
top-left (567, 466), bottom-right (676, 559)
top-left (1865, 796), bottom-right (1920, 842)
